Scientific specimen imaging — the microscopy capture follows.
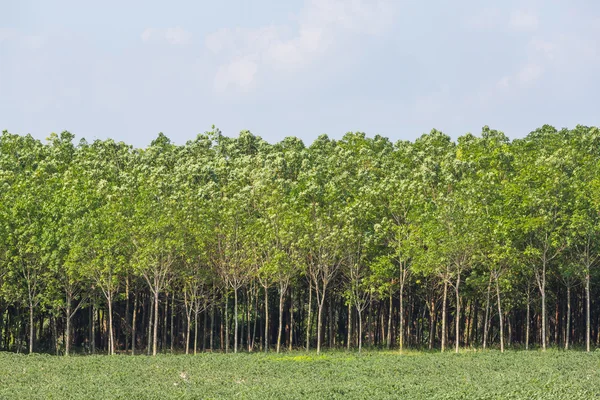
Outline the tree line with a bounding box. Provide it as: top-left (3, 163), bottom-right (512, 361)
top-left (1, 125), bottom-right (599, 356)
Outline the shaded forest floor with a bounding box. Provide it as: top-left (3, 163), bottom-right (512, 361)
top-left (0, 350), bottom-right (599, 399)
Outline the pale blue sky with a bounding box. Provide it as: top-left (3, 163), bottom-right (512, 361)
top-left (1, 0), bottom-right (599, 147)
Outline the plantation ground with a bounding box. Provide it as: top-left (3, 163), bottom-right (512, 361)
top-left (0, 350), bottom-right (599, 399)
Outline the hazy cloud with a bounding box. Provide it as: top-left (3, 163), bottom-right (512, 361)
top-left (205, 0), bottom-right (396, 92)
top-left (509, 10), bottom-right (539, 31)
top-left (141, 27), bottom-right (191, 45)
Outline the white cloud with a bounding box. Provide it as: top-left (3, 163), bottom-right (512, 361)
top-left (496, 76), bottom-right (511, 89)
top-left (509, 10), bottom-right (539, 31)
top-left (516, 63), bottom-right (542, 84)
top-left (529, 38), bottom-right (555, 59)
top-left (0, 28), bottom-right (46, 49)
top-left (165, 27), bottom-right (191, 45)
top-left (0, 28), bottom-right (16, 42)
top-left (205, 0), bottom-right (395, 92)
top-left (214, 58), bottom-right (258, 92)
top-left (141, 28), bottom-right (154, 42)
top-left (465, 8), bottom-right (502, 30)
top-left (141, 27), bottom-right (191, 45)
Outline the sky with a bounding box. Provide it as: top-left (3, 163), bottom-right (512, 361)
top-left (1, 0), bottom-right (599, 148)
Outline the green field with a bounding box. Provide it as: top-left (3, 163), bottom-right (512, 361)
top-left (1, 350), bottom-right (599, 399)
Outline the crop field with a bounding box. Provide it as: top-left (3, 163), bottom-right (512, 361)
top-left (0, 350), bottom-right (599, 399)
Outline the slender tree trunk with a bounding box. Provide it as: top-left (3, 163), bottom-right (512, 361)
top-left (204, 305), bottom-right (209, 351)
top-left (565, 285), bottom-right (571, 350)
top-left (107, 294), bottom-right (115, 355)
top-left (441, 279), bottom-right (448, 352)
top-left (185, 312), bottom-right (191, 355)
top-left (132, 292), bottom-right (138, 355)
top-left (247, 289), bottom-right (252, 352)
top-left (526, 288), bottom-right (530, 350)
top-left (316, 300), bottom-right (324, 354)
top-left (316, 283), bottom-right (327, 354)
top-left (541, 287), bottom-right (546, 351)
top-left (210, 288), bottom-right (215, 351)
top-left (52, 316), bottom-right (58, 355)
top-left (429, 297), bottom-right (435, 350)
top-left (289, 289), bottom-right (294, 351)
top-left (125, 278), bottom-right (130, 353)
top-left (153, 290), bottom-right (159, 356)
top-left (90, 299), bottom-right (95, 354)
top-left (147, 294), bottom-right (153, 356)
top-left (399, 280), bottom-right (405, 351)
top-left (586, 272), bottom-right (591, 352)
top-left (306, 286), bottom-right (312, 351)
top-left (483, 273), bottom-right (492, 349)
top-left (234, 288), bottom-right (238, 353)
top-left (538, 259), bottom-right (547, 351)
top-left (264, 285), bottom-right (269, 352)
top-left (386, 291), bottom-right (393, 349)
top-left (170, 293), bottom-right (175, 353)
top-left (358, 308), bottom-right (363, 353)
top-left (277, 286), bottom-right (285, 353)
top-left (225, 293), bottom-right (229, 353)
top-left (194, 310), bottom-right (199, 355)
top-left (455, 271), bottom-right (461, 353)
top-left (163, 293), bottom-right (168, 352)
top-left (495, 274), bottom-right (504, 353)
top-left (252, 293), bottom-right (258, 351)
top-left (65, 301), bottom-right (72, 356)
top-left (28, 303), bottom-right (34, 354)
top-left (347, 302), bottom-right (352, 351)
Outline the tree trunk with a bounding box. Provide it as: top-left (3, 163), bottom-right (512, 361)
top-left (347, 302), bottom-right (352, 350)
top-left (90, 300), bottom-right (95, 354)
top-left (386, 291), bottom-right (393, 349)
top-left (586, 272), bottom-right (591, 352)
top-left (399, 280), bottom-right (405, 351)
top-left (428, 297), bottom-right (435, 350)
top-left (455, 271), bottom-right (461, 353)
top-left (194, 310), bottom-right (199, 355)
top-left (108, 294), bottom-right (115, 355)
top-left (163, 293), bottom-right (168, 352)
top-left (276, 286), bottom-right (285, 353)
top-left (185, 312), bottom-right (191, 355)
top-left (210, 288), bottom-right (215, 351)
top-left (565, 285), bottom-right (571, 350)
top-left (125, 278), bottom-right (130, 353)
top-left (132, 292), bottom-right (138, 355)
top-left (358, 308), bottom-right (363, 353)
top-left (316, 297), bottom-right (325, 354)
top-left (28, 303), bottom-right (34, 354)
top-left (495, 274), bottom-right (504, 353)
top-left (483, 273), bottom-right (492, 349)
top-left (170, 293), bottom-right (175, 353)
top-left (234, 288), bottom-right (238, 353)
top-left (538, 259), bottom-right (547, 351)
top-left (65, 301), bottom-right (72, 356)
top-left (306, 286), bottom-right (312, 351)
top-left (147, 294), bottom-right (153, 355)
top-left (541, 286), bottom-right (546, 351)
top-left (264, 285), bottom-right (269, 352)
top-left (525, 288), bottom-right (530, 350)
top-left (289, 289), bottom-right (294, 351)
top-left (204, 302), bottom-right (209, 351)
top-left (225, 293), bottom-right (229, 353)
top-left (153, 290), bottom-right (159, 356)
top-left (441, 279), bottom-right (448, 352)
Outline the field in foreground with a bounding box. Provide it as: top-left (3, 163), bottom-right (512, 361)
top-left (1, 350), bottom-right (599, 399)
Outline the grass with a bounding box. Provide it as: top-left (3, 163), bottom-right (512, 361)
top-left (1, 350), bottom-right (600, 399)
